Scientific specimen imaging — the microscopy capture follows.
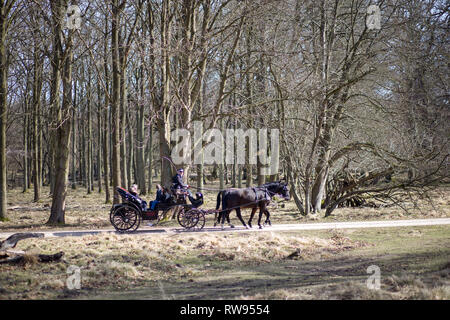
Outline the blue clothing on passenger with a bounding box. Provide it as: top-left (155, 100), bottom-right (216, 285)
top-left (150, 200), bottom-right (158, 210)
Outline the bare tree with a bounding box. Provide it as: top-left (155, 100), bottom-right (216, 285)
top-left (47, 0), bottom-right (75, 224)
top-left (0, 0), bottom-right (20, 220)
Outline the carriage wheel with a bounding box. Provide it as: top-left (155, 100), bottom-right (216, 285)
top-left (177, 208), bottom-right (205, 230)
top-left (110, 205), bottom-right (141, 233)
top-left (177, 207), bottom-right (197, 229)
top-left (190, 210), bottom-right (205, 230)
top-left (176, 207), bottom-right (190, 228)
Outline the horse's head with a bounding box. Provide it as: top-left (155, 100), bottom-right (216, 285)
top-left (265, 182), bottom-right (290, 200)
top-left (279, 182), bottom-right (290, 200)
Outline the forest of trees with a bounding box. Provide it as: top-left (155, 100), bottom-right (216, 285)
top-left (0, 0), bottom-right (448, 224)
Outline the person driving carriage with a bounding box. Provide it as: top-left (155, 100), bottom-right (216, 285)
top-left (172, 168), bottom-right (193, 198)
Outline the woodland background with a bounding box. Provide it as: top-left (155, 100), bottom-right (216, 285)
top-left (0, 0), bottom-right (448, 224)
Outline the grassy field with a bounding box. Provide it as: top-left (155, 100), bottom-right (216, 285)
top-left (0, 225), bottom-right (448, 299)
top-left (0, 184), bottom-right (449, 300)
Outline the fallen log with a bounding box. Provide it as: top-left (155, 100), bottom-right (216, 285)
top-left (38, 251), bottom-right (64, 263)
top-left (0, 233), bottom-right (63, 265)
top-left (0, 233), bottom-right (44, 251)
top-left (0, 251), bottom-right (64, 265)
top-left (0, 255), bottom-right (26, 265)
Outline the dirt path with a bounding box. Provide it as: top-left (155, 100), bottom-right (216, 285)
top-left (1, 217), bottom-right (449, 239)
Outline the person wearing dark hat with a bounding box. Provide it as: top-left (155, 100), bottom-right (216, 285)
top-left (172, 168), bottom-right (193, 198)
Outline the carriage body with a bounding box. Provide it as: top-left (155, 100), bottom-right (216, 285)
top-left (109, 187), bottom-right (205, 232)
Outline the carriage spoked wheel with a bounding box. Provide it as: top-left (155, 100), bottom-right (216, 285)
top-left (177, 208), bottom-right (205, 231)
top-left (189, 209), bottom-right (206, 230)
top-left (176, 207), bottom-right (191, 228)
top-left (110, 205), bottom-right (141, 233)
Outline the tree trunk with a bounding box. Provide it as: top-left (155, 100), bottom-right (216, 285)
top-left (97, 81), bottom-right (102, 193)
top-left (0, 5), bottom-right (8, 220)
top-left (22, 99), bottom-right (29, 192)
top-left (147, 123), bottom-right (153, 193)
top-left (159, 0), bottom-right (172, 188)
top-left (71, 98), bottom-right (77, 189)
top-left (195, 75), bottom-right (206, 191)
top-left (48, 26), bottom-right (62, 196)
top-left (102, 94), bottom-right (111, 203)
top-left (126, 108), bottom-right (134, 187)
top-left (311, 162), bottom-right (329, 213)
top-left (136, 65), bottom-right (146, 194)
top-left (111, 0), bottom-right (122, 203)
top-left (120, 71), bottom-right (128, 189)
top-left (47, 0), bottom-right (73, 225)
top-left (38, 96), bottom-right (43, 188)
top-left (218, 105), bottom-right (225, 190)
top-left (102, 15), bottom-right (111, 203)
top-left (158, 117), bottom-right (172, 188)
top-left (32, 37), bottom-right (43, 202)
top-left (81, 100), bottom-right (86, 187)
top-left (87, 73), bottom-right (92, 194)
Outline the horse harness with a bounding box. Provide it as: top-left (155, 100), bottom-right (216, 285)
top-left (252, 187), bottom-right (271, 203)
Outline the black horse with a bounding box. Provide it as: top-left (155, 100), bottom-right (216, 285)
top-left (215, 181), bottom-right (290, 229)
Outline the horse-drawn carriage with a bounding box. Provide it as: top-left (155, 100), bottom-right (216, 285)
top-left (109, 186), bottom-right (206, 232)
top-left (109, 181), bottom-right (290, 232)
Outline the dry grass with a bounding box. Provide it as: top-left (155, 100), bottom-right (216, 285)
top-left (237, 226), bottom-right (450, 301)
top-left (0, 230), bottom-right (366, 299)
top-left (1, 186), bottom-right (113, 230)
top-left (239, 271), bottom-right (450, 300)
top-left (0, 225), bottom-right (448, 300)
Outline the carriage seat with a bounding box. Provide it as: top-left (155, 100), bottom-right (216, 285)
top-left (116, 187), bottom-right (147, 211)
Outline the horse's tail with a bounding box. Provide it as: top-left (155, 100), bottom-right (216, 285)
top-left (216, 191), bottom-right (222, 210)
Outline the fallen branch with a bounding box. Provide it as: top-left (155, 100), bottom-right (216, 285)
top-left (38, 252), bottom-right (64, 263)
top-left (0, 251), bottom-right (64, 265)
top-left (0, 255), bottom-right (26, 265)
top-left (0, 233), bottom-right (63, 265)
top-left (0, 233), bottom-right (44, 251)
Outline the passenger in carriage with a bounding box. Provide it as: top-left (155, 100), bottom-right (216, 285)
top-left (129, 184), bottom-right (147, 210)
top-left (149, 184), bottom-right (171, 210)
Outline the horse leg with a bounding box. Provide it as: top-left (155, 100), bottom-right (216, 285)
top-left (227, 212), bottom-right (234, 228)
top-left (220, 210), bottom-right (229, 230)
top-left (264, 208), bottom-right (271, 226)
top-left (248, 207), bottom-right (257, 228)
top-left (215, 211), bottom-right (225, 228)
top-left (235, 208), bottom-right (248, 228)
top-left (258, 207), bottom-right (265, 229)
